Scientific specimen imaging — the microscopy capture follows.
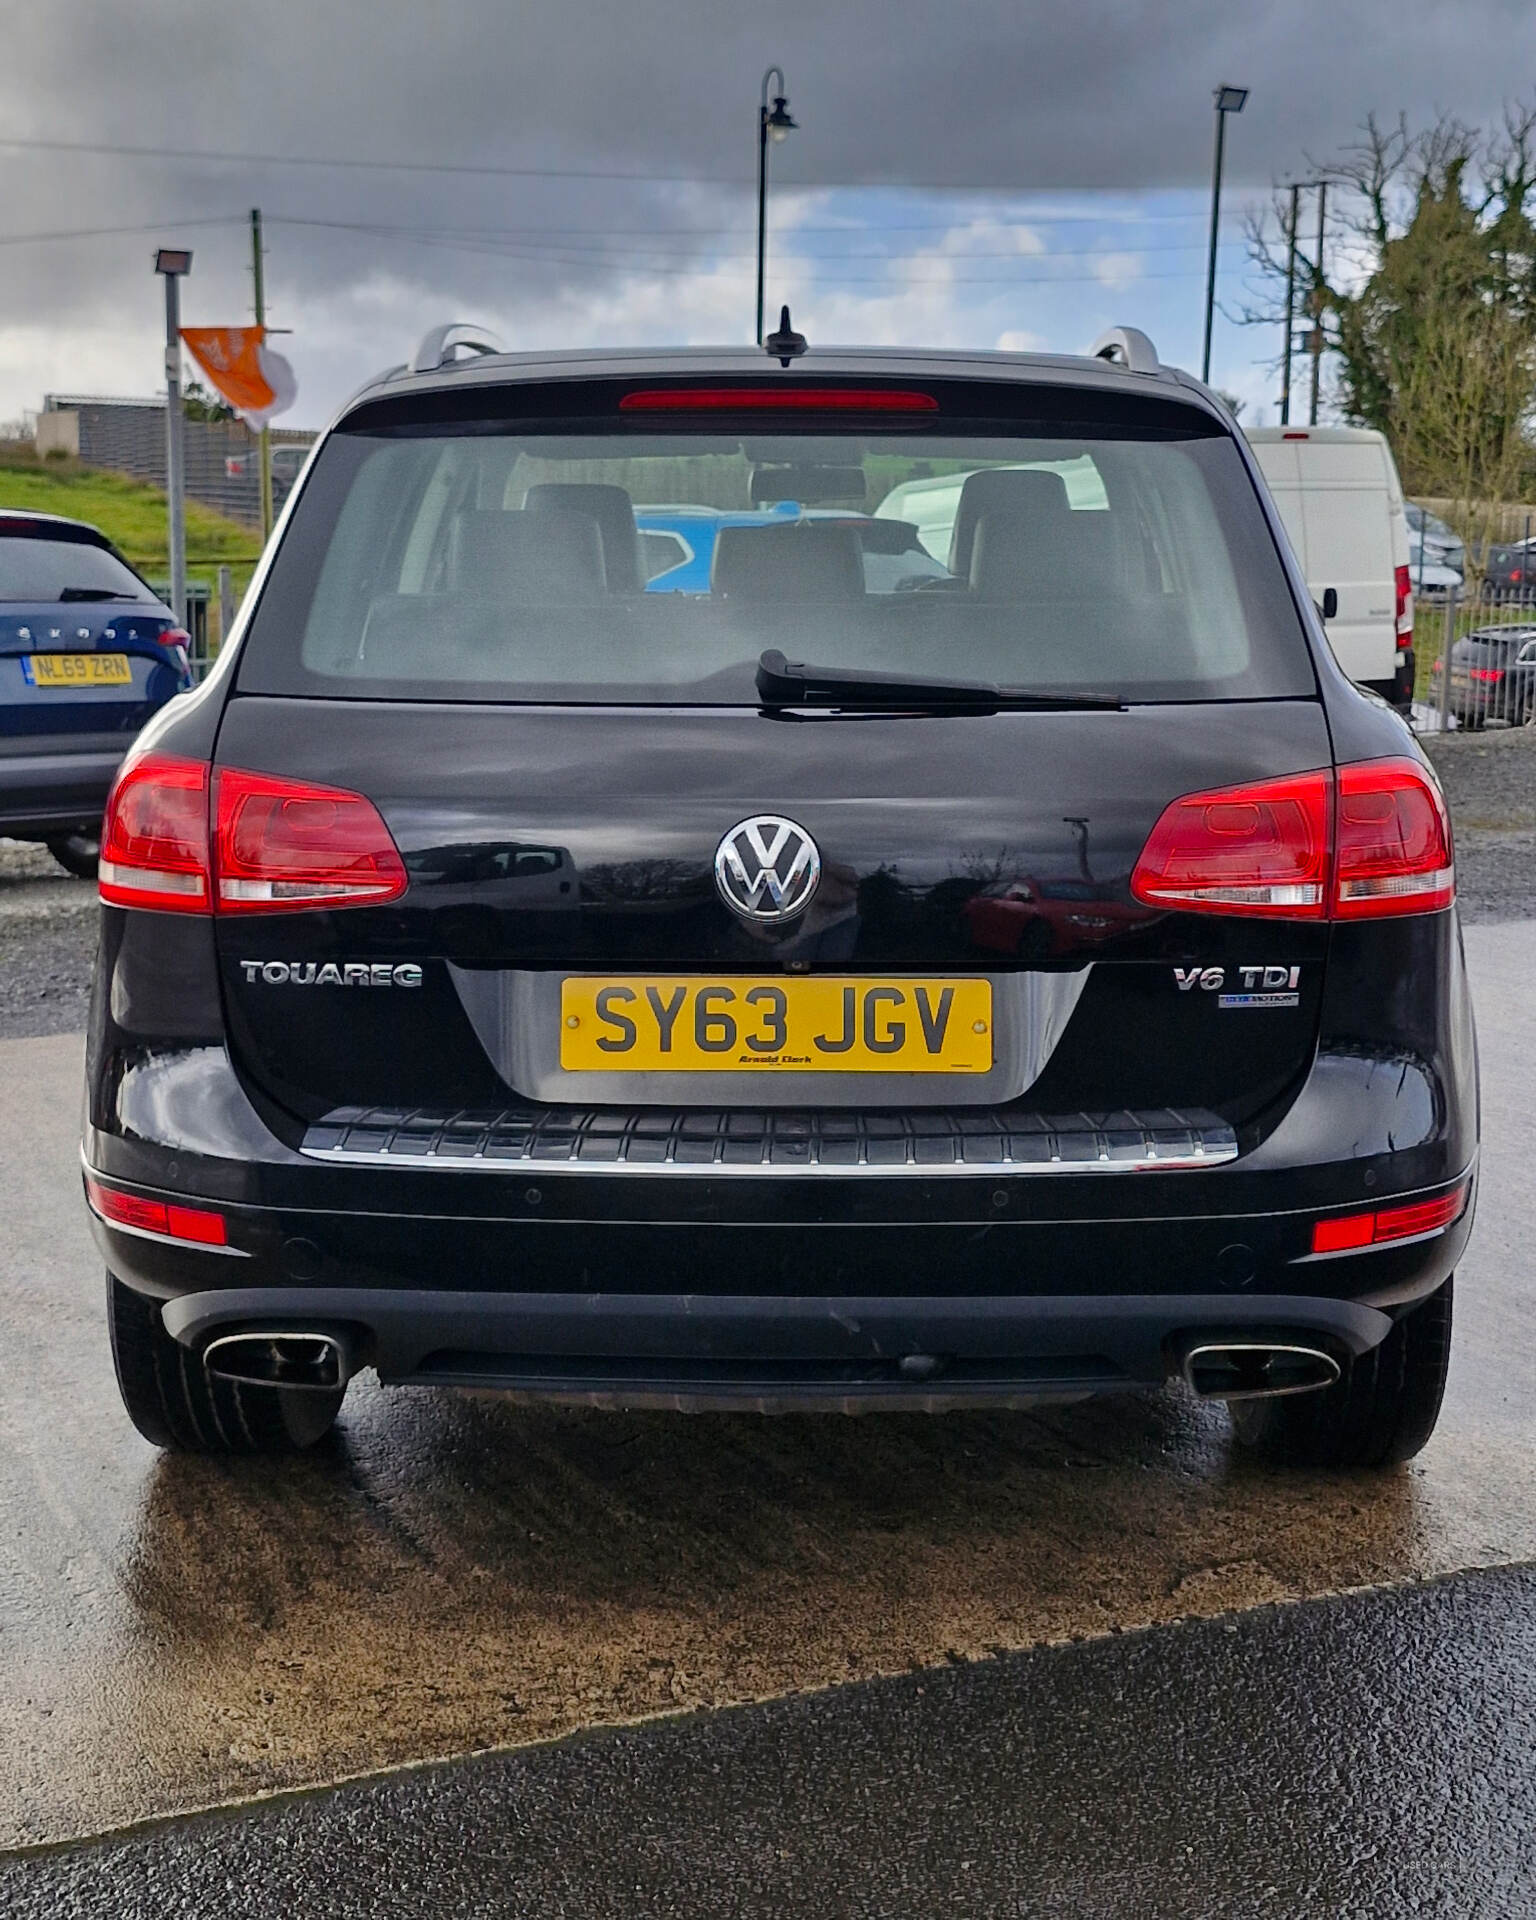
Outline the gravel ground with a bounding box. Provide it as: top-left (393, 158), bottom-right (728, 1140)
top-left (0, 841), bottom-right (95, 1040)
top-left (0, 726), bottom-right (1528, 1040)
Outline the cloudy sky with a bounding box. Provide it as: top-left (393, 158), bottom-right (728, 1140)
top-left (0, 0), bottom-right (1529, 433)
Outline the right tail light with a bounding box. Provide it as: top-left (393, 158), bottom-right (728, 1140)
top-left (1131, 757), bottom-right (1453, 921)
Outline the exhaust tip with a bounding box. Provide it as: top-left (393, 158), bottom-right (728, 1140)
top-left (203, 1329), bottom-right (352, 1392)
top-left (1181, 1341), bottom-right (1341, 1403)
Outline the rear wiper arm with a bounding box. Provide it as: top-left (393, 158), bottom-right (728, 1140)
top-left (58, 588), bottom-right (138, 602)
top-left (756, 649), bottom-right (1123, 710)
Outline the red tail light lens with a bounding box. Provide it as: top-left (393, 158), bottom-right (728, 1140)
top-left (1129, 770), bottom-right (1330, 918)
top-left (618, 387), bottom-right (939, 413)
top-left (214, 768), bottom-right (407, 912)
top-left (1334, 758), bottom-right (1454, 918)
top-left (1133, 759), bottom-right (1454, 922)
top-left (1393, 563), bottom-right (1413, 647)
top-left (99, 752), bottom-right (211, 912)
top-left (85, 1175), bottom-right (227, 1246)
top-left (1311, 1183), bottom-right (1467, 1255)
top-left (1469, 667), bottom-right (1505, 683)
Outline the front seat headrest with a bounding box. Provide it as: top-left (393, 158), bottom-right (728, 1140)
top-left (949, 468), bottom-right (1073, 577)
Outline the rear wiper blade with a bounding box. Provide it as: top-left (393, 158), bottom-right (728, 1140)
top-left (756, 649), bottom-right (1123, 710)
top-left (58, 588), bottom-right (138, 602)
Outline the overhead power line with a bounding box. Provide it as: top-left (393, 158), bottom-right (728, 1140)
top-left (0, 132), bottom-right (1273, 202)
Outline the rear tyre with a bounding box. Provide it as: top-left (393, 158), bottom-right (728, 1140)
top-left (46, 831), bottom-right (100, 879)
top-left (106, 1272), bottom-right (345, 1453)
top-left (1229, 1278), bottom-right (1453, 1469)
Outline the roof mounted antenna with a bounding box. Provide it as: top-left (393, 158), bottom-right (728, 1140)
top-left (765, 305), bottom-right (807, 368)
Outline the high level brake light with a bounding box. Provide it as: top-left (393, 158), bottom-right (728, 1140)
top-left (618, 387), bottom-right (939, 412)
top-left (98, 753), bottom-right (407, 915)
top-left (1130, 758), bottom-right (1454, 921)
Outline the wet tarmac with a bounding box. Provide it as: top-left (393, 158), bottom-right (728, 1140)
top-left (9, 1563), bottom-right (1536, 1917)
top-left (0, 922), bottom-right (1532, 1875)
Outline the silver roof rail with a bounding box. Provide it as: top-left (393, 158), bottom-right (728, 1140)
top-left (409, 323), bottom-right (504, 375)
top-left (1089, 327), bottom-right (1161, 376)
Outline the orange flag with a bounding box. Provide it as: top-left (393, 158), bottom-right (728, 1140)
top-left (180, 326), bottom-right (297, 430)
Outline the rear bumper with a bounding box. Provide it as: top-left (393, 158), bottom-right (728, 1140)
top-left (152, 1282), bottom-right (1396, 1408)
top-left (0, 742), bottom-right (123, 835)
top-left (88, 1159), bottom-right (1474, 1405)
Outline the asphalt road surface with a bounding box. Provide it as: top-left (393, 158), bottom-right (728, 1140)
top-left (0, 923), bottom-right (1532, 1912)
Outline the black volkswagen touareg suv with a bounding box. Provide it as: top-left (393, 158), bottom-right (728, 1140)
top-left (85, 324), bottom-right (1476, 1468)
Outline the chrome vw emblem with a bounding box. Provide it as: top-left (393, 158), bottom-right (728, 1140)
top-left (714, 815), bottom-right (821, 921)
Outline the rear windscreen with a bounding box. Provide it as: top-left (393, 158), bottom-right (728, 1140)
top-left (237, 397), bottom-right (1317, 705)
top-left (0, 536), bottom-right (152, 603)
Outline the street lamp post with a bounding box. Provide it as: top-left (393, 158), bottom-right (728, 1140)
top-left (154, 247), bottom-right (193, 629)
top-left (1202, 84), bottom-right (1248, 386)
top-left (756, 67), bottom-right (796, 346)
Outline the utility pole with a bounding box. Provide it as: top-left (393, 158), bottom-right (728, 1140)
top-left (154, 248), bottom-right (192, 629)
top-left (1280, 182), bottom-right (1299, 426)
top-left (1201, 86), bottom-right (1249, 386)
top-left (251, 208), bottom-right (273, 542)
top-left (1309, 180), bottom-right (1328, 427)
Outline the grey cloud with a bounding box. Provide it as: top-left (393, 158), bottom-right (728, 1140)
top-left (1, 0), bottom-right (1531, 418)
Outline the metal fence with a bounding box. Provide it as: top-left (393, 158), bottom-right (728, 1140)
top-left (1413, 580), bottom-right (1536, 733)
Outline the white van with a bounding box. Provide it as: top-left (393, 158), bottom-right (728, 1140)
top-left (1244, 427), bottom-right (1414, 710)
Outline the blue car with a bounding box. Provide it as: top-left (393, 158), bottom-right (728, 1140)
top-left (0, 510), bottom-right (192, 876)
top-left (637, 504), bottom-right (950, 594)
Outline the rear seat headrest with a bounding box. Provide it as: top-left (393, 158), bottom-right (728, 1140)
top-left (523, 483), bottom-right (644, 594)
top-left (711, 521), bottom-right (865, 601)
top-left (449, 508), bottom-right (606, 605)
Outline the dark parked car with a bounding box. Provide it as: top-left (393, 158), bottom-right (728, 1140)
top-left (1429, 625), bottom-right (1536, 727)
top-left (83, 323), bottom-right (1476, 1470)
top-left (0, 510), bottom-right (192, 875)
top-left (1479, 536), bottom-right (1536, 603)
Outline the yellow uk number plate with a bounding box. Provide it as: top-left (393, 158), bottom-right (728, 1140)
top-left (560, 977), bottom-right (993, 1074)
top-left (23, 652), bottom-right (132, 687)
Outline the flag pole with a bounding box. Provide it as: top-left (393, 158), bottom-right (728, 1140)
top-left (251, 208), bottom-right (273, 543)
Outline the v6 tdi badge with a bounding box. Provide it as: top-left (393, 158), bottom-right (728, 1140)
top-left (1175, 964), bottom-right (1301, 1009)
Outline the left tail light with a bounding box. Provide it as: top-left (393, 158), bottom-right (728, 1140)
top-left (214, 767), bottom-right (407, 912)
top-left (99, 753), bottom-right (211, 911)
top-left (1131, 758), bottom-right (1454, 922)
top-left (99, 754), bottom-right (407, 915)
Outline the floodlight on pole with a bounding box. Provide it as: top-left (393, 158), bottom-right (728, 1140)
top-left (1201, 83), bottom-right (1248, 385)
top-left (756, 66), bottom-right (797, 346)
top-left (154, 247), bottom-right (193, 629)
